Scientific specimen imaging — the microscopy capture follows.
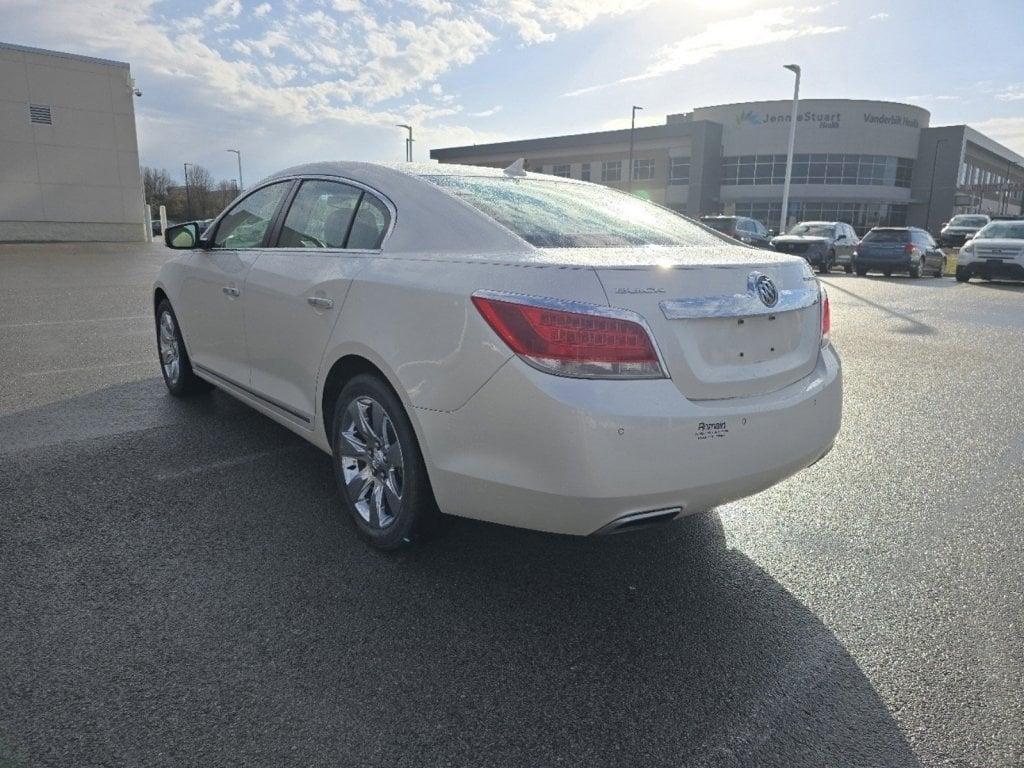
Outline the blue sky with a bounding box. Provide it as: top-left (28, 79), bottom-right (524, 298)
top-left (4, 0), bottom-right (1023, 185)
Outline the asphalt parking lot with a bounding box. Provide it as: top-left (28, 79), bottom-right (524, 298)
top-left (1, 244), bottom-right (1022, 768)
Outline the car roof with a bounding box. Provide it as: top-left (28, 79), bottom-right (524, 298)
top-left (795, 221), bottom-right (838, 226)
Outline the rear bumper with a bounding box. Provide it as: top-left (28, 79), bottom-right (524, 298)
top-left (416, 346), bottom-right (842, 536)
top-left (957, 259), bottom-right (1024, 280)
top-left (854, 257), bottom-right (912, 273)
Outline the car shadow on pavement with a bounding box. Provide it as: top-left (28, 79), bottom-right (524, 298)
top-left (0, 379), bottom-right (922, 768)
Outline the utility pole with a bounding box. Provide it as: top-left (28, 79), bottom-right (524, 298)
top-left (924, 138), bottom-right (947, 232)
top-left (183, 162), bottom-right (194, 221)
top-left (627, 105), bottom-right (643, 192)
top-left (780, 64), bottom-right (801, 235)
top-left (396, 124), bottom-right (413, 162)
top-left (226, 149), bottom-right (243, 192)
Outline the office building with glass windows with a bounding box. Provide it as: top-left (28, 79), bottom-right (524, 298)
top-left (430, 99), bottom-right (1023, 234)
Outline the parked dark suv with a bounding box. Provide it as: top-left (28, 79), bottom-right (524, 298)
top-left (939, 214), bottom-right (990, 247)
top-left (853, 227), bottom-right (946, 278)
top-left (770, 221), bottom-right (859, 274)
top-left (700, 215), bottom-right (773, 249)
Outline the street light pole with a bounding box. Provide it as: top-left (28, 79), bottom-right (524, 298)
top-left (396, 124), bottom-right (413, 162)
top-left (924, 138), bottom-right (947, 232)
top-left (780, 64), bottom-right (801, 235)
top-left (627, 105), bottom-right (643, 192)
top-left (226, 149), bottom-right (243, 192)
top-left (183, 162), bottom-right (194, 221)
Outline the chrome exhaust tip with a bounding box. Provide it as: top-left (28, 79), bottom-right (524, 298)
top-left (594, 507), bottom-right (683, 535)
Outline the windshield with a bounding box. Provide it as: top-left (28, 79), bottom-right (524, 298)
top-left (787, 223), bottom-right (835, 237)
top-left (976, 221), bottom-right (1024, 239)
top-left (949, 215), bottom-right (988, 227)
top-left (424, 175), bottom-right (726, 248)
top-left (862, 229), bottom-right (910, 243)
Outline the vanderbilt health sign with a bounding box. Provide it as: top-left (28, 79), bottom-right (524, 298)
top-left (693, 99), bottom-right (930, 158)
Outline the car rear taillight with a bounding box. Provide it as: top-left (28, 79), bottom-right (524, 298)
top-left (820, 286), bottom-right (831, 346)
top-left (471, 292), bottom-right (665, 379)
top-left (903, 243), bottom-right (916, 255)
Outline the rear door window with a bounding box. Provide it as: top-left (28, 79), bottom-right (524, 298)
top-left (346, 194), bottom-right (390, 250)
top-left (278, 180), bottom-right (363, 248)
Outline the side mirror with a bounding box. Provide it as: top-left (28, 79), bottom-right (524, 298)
top-left (165, 222), bottom-right (200, 249)
top-left (767, 229), bottom-right (776, 238)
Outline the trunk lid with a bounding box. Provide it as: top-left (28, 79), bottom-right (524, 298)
top-left (550, 247), bottom-right (822, 401)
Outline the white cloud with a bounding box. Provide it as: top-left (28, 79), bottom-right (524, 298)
top-left (565, 5), bottom-right (846, 96)
top-left (468, 105), bottom-right (503, 117)
top-left (253, 3), bottom-right (272, 16)
top-left (996, 85), bottom-right (1024, 102)
top-left (205, 0), bottom-right (242, 18)
top-left (480, 0), bottom-right (654, 44)
top-left (868, 12), bottom-right (889, 20)
top-left (406, 0), bottom-right (453, 14)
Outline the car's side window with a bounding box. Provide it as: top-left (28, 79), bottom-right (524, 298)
top-left (213, 182), bottom-right (290, 249)
top-left (278, 180), bottom-right (363, 248)
top-left (347, 193), bottom-right (390, 250)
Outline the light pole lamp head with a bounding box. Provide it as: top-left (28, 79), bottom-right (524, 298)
top-left (783, 64), bottom-right (800, 75)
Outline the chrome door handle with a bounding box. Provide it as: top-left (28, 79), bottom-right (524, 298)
top-left (307, 296), bottom-right (334, 309)
top-left (222, 285), bottom-right (240, 297)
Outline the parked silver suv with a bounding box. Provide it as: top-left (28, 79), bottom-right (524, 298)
top-left (770, 221), bottom-right (859, 274)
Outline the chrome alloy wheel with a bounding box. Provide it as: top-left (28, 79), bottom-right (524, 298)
top-left (158, 311), bottom-right (181, 385)
top-left (338, 396), bottom-right (404, 529)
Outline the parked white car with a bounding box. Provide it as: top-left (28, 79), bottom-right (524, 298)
top-left (955, 219), bottom-right (1024, 283)
top-left (155, 162), bottom-right (842, 548)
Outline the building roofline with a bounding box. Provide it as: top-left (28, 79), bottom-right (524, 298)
top-left (690, 97), bottom-right (929, 114)
top-left (958, 124), bottom-right (1024, 166)
top-left (0, 41), bottom-right (130, 69)
top-left (430, 121), bottom-right (705, 160)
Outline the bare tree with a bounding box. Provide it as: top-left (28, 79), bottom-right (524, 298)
top-left (142, 167), bottom-right (173, 209)
top-left (185, 165), bottom-right (215, 218)
top-left (215, 179), bottom-right (241, 211)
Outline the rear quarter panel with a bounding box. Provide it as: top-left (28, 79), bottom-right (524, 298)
top-left (317, 253), bottom-right (609, 438)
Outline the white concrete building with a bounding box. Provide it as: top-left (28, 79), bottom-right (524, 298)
top-left (0, 42), bottom-right (145, 242)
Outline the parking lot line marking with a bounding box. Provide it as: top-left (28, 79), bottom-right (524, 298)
top-left (21, 360), bottom-right (154, 377)
top-left (0, 315), bottom-right (149, 329)
top-left (154, 446), bottom-right (305, 481)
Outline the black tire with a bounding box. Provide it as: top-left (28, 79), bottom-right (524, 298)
top-left (818, 250), bottom-right (833, 275)
top-left (933, 259), bottom-right (945, 278)
top-left (883, 270), bottom-right (892, 278)
top-left (908, 259), bottom-right (921, 278)
top-left (955, 266), bottom-right (970, 283)
top-left (155, 299), bottom-right (211, 396)
top-left (843, 263), bottom-right (853, 274)
top-left (331, 374), bottom-right (441, 549)
top-left (856, 267), bottom-right (868, 277)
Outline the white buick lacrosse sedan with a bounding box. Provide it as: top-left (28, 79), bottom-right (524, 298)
top-left (155, 162), bottom-right (841, 549)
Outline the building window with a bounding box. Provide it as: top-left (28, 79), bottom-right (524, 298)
top-left (580, 163), bottom-right (591, 182)
top-left (669, 157), bottom-right (690, 185)
top-left (733, 200), bottom-right (908, 234)
top-left (601, 160), bottom-right (622, 182)
top-left (552, 164), bottom-right (571, 178)
top-left (720, 153), bottom-right (914, 188)
top-left (632, 158), bottom-right (655, 180)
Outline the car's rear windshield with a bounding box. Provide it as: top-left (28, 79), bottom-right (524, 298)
top-left (862, 229), bottom-right (910, 243)
top-left (424, 175), bottom-right (725, 248)
top-left (788, 223), bottom-right (834, 237)
top-left (950, 215), bottom-right (988, 227)
top-left (700, 218), bottom-right (738, 234)
top-left (977, 221), bottom-right (1024, 239)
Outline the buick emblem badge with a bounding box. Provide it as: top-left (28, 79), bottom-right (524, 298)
top-left (748, 272), bottom-right (779, 308)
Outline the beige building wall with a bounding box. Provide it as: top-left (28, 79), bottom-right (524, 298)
top-left (0, 42), bottom-right (145, 242)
